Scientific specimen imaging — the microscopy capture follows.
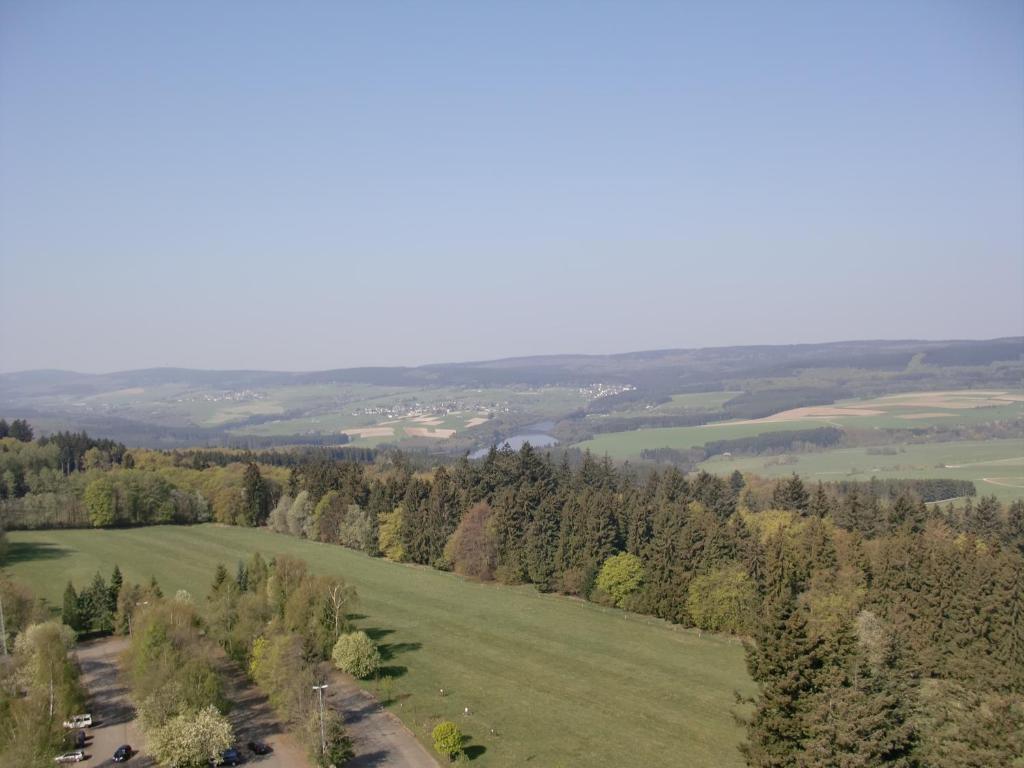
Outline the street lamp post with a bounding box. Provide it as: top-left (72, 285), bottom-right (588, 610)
top-left (313, 683), bottom-right (328, 763)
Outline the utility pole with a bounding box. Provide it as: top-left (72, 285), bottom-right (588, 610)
top-left (313, 683), bottom-right (328, 763)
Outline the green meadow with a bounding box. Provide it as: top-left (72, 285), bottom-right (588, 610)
top-left (698, 439), bottom-right (1024, 502)
top-left (577, 419), bottom-right (820, 460)
top-left (5, 525), bottom-right (754, 768)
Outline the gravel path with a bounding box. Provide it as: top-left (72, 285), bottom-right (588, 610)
top-left (323, 666), bottom-right (440, 768)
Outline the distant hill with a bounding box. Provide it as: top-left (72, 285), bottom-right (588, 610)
top-left (1, 337), bottom-right (1020, 448)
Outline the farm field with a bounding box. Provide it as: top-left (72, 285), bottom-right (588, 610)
top-left (576, 419), bottom-right (821, 459)
top-left (4, 526), bottom-right (754, 768)
top-left (698, 439), bottom-right (1024, 502)
top-left (576, 389), bottom-right (1024, 468)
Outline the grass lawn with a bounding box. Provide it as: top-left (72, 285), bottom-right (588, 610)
top-left (577, 419), bottom-right (820, 460)
top-left (4, 526), bottom-right (754, 768)
top-left (698, 439), bottom-right (1024, 503)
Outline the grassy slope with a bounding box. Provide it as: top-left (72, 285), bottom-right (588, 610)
top-left (5, 526), bottom-right (754, 768)
top-left (698, 439), bottom-right (1024, 502)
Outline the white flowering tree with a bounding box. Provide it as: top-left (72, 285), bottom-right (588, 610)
top-left (148, 705), bottom-right (233, 767)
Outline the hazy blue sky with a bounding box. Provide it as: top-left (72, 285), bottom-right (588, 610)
top-left (1, 1), bottom-right (1021, 373)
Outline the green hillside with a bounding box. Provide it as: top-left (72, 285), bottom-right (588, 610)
top-left (5, 525), bottom-right (755, 768)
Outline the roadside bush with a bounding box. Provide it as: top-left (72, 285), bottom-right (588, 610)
top-left (595, 553), bottom-right (644, 607)
top-left (432, 720), bottom-right (464, 761)
top-left (331, 631), bottom-right (381, 679)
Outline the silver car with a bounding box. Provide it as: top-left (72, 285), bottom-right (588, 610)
top-left (54, 752), bottom-right (85, 764)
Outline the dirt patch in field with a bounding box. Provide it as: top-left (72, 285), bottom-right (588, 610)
top-left (344, 427), bottom-right (395, 438)
top-left (464, 417), bottom-right (489, 428)
top-left (411, 416), bottom-right (444, 425)
top-left (727, 406), bottom-right (885, 425)
top-left (896, 412), bottom-right (953, 420)
top-left (404, 427), bottom-right (456, 439)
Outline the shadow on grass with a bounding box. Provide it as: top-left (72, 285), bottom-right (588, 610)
top-left (379, 641), bottom-right (422, 661)
top-left (378, 665), bottom-right (408, 679)
top-left (4, 541), bottom-right (69, 565)
top-left (363, 627), bottom-right (395, 641)
top-left (462, 741), bottom-right (487, 761)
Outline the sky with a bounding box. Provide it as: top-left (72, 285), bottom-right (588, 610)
top-left (1, 1), bottom-right (1022, 373)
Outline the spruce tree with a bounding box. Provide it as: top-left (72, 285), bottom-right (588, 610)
top-left (62, 581), bottom-right (83, 632)
top-left (235, 560), bottom-right (249, 592)
top-left (212, 563), bottom-right (229, 593)
top-left (773, 475), bottom-right (810, 515)
top-left (799, 624), bottom-right (918, 767)
top-left (1006, 500), bottom-right (1024, 555)
top-left (109, 564), bottom-right (123, 613)
top-left (809, 482), bottom-right (833, 519)
top-left (742, 587), bottom-right (823, 767)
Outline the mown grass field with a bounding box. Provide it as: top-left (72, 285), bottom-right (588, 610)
top-left (4, 526), bottom-right (754, 767)
top-left (698, 439), bottom-right (1024, 502)
top-left (576, 419), bottom-right (819, 459)
top-left (576, 390), bottom-right (1024, 501)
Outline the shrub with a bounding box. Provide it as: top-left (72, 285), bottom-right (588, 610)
top-left (595, 553), bottom-right (644, 607)
top-left (148, 704), bottom-right (233, 768)
top-left (432, 720), bottom-right (464, 760)
top-left (331, 631), bottom-right (381, 679)
top-left (686, 565), bottom-right (757, 634)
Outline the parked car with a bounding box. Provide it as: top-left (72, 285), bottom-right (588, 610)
top-left (62, 714), bottom-right (92, 729)
top-left (247, 741), bottom-right (272, 756)
top-left (70, 730), bottom-right (87, 749)
top-left (53, 752), bottom-right (85, 764)
top-left (215, 747), bottom-right (244, 766)
top-left (113, 745), bottom-right (133, 762)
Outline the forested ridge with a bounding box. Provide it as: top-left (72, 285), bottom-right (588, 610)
top-left (2, 424), bottom-right (1023, 765)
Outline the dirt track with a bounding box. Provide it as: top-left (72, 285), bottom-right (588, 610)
top-left (323, 665), bottom-right (440, 768)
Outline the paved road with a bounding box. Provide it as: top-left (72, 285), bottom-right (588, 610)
top-left (323, 666), bottom-right (440, 768)
top-left (73, 636), bottom-right (153, 768)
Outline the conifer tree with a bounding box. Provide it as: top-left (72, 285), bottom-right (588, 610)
top-left (742, 587), bottom-right (823, 767)
top-left (62, 581), bottom-right (83, 632)
top-left (799, 623), bottom-right (918, 768)
top-left (809, 482), bottom-right (833, 519)
top-left (773, 475), bottom-right (810, 515)
top-left (212, 563), bottom-right (229, 593)
top-left (109, 564), bottom-right (123, 613)
top-left (235, 560), bottom-right (249, 592)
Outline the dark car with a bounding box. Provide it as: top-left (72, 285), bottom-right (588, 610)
top-left (112, 745), bottom-right (132, 762)
top-left (73, 731), bottom-right (86, 749)
top-left (247, 741), bottom-right (272, 756)
top-left (217, 747), bottom-right (244, 766)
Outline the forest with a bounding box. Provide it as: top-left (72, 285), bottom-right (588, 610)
top-left (1, 423), bottom-right (1023, 765)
